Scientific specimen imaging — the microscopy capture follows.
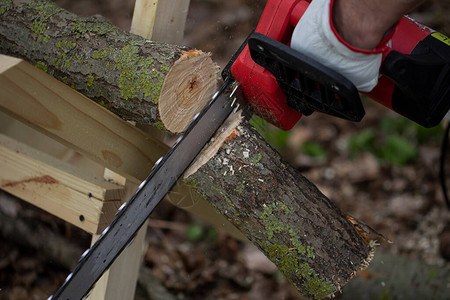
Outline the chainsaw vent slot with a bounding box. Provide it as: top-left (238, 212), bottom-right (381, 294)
top-left (248, 32), bottom-right (365, 122)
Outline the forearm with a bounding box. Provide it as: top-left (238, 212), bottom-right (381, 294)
top-left (333, 0), bottom-right (425, 49)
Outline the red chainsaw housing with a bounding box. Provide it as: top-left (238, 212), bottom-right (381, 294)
top-left (231, 0), bottom-right (435, 130)
top-left (231, 0), bottom-right (309, 130)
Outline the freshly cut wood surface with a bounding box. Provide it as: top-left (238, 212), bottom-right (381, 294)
top-left (159, 50), bottom-right (219, 132)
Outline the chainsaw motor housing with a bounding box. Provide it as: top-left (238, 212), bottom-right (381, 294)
top-left (229, 0), bottom-right (309, 130)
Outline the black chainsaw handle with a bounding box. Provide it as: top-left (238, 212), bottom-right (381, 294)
top-left (382, 34), bottom-right (450, 128)
top-left (247, 32), bottom-right (365, 122)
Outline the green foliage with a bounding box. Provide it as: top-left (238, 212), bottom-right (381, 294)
top-left (250, 116), bottom-right (290, 150)
top-left (378, 288), bottom-right (394, 300)
top-left (206, 227), bottom-right (218, 240)
top-left (273, 270), bottom-right (284, 281)
top-left (416, 123), bottom-right (444, 144)
top-left (379, 115), bottom-right (443, 143)
top-left (185, 223), bottom-right (216, 242)
top-left (379, 135), bottom-right (417, 166)
top-left (348, 129), bottom-right (376, 158)
top-left (347, 116), bottom-right (443, 166)
top-left (186, 223), bottom-right (204, 242)
top-left (301, 141), bottom-right (327, 159)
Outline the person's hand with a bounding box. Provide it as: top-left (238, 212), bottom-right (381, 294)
top-left (290, 0), bottom-right (392, 93)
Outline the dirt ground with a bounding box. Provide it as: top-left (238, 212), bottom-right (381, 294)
top-left (1, 0), bottom-right (450, 299)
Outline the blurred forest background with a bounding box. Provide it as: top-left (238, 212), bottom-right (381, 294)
top-left (1, 0), bottom-right (450, 299)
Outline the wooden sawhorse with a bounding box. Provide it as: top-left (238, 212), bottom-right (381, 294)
top-left (0, 0), bottom-right (241, 298)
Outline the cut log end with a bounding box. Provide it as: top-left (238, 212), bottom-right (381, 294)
top-left (159, 50), bottom-right (220, 133)
top-left (184, 111), bottom-right (244, 178)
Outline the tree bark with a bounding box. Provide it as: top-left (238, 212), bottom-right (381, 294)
top-left (0, 0), bottom-right (218, 133)
top-left (0, 0), bottom-right (378, 298)
top-left (185, 113), bottom-right (374, 299)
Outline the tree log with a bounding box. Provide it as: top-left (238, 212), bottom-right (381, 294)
top-left (185, 113), bottom-right (374, 299)
top-left (0, 1), bottom-right (378, 298)
top-left (0, 0), bottom-right (218, 133)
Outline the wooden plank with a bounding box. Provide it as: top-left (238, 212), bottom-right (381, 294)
top-left (0, 133), bottom-right (123, 201)
top-left (0, 111), bottom-right (108, 180)
top-left (0, 134), bottom-right (123, 234)
top-left (89, 165), bottom-right (146, 300)
top-left (88, 181), bottom-right (147, 300)
top-left (131, 0), bottom-right (191, 44)
top-left (0, 55), bottom-right (168, 183)
top-left (130, 0), bottom-right (159, 39)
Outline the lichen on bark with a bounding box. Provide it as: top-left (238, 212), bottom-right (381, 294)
top-left (0, 0), bottom-right (12, 15)
top-left (260, 202), bottom-right (335, 299)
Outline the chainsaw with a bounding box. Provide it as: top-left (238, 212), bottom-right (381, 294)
top-left (50, 0), bottom-right (450, 298)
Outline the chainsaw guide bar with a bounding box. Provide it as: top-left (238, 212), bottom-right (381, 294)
top-left (50, 78), bottom-right (237, 300)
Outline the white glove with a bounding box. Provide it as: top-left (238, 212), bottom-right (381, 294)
top-left (291, 0), bottom-right (390, 92)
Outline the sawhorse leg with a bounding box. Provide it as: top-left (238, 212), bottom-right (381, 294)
top-left (88, 225), bottom-right (147, 300)
top-left (88, 174), bottom-right (147, 300)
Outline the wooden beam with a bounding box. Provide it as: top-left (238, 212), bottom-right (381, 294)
top-left (0, 55), bottom-right (168, 183)
top-left (0, 111), bottom-right (104, 174)
top-left (88, 226), bottom-right (147, 300)
top-left (87, 179), bottom-right (147, 300)
top-left (131, 0), bottom-right (191, 44)
top-left (0, 134), bottom-right (124, 234)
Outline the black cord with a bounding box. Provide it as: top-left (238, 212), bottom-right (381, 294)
top-left (440, 122), bottom-right (450, 210)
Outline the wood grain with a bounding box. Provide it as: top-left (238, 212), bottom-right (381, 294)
top-left (0, 134), bottom-right (123, 234)
top-left (131, 0), bottom-right (191, 44)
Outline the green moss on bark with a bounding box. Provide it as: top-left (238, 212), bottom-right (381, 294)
top-left (116, 44), bottom-right (163, 103)
top-left (35, 61), bottom-right (48, 73)
top-left (260, 201), bottom-right (336, 298)
top-left (27, 0), bottom-right (64, 20)
top-left (266, 244), bottom-right (336, 299)
top-left (31, 19), bottom-right (47, 40)
top-left (56, 40), bottom-right (76, 52)
top-left (0, 0), bottom-right (12, 15)
top-left (87, 73), bottom-right (95, 87)
top-left (70, 16), bottom-right (117, 38)
top-left (260, 202), bottom-right (291, 239)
